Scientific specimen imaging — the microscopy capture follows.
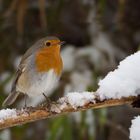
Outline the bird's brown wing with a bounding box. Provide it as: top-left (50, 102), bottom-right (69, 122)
top-left (11, 47), bottom-right (35, 93)
top-left (11, 39), bottom-right (43, 92)
top-left (3, 64), bottom-right (26, 106)
top-left (11, 65), bottom-right (25, 93)
top-left (3, 44), bottom-right (38, 107)
top-left (3, 38), bottom-right (45, 106)
top-left (12, 36), bottom-right (48, 93)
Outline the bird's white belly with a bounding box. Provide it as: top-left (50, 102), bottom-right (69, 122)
top-left (17, 69), bottom-right (59, 97)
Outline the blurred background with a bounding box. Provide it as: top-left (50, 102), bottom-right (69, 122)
top-left (0, 0), bottom-right (140, 140)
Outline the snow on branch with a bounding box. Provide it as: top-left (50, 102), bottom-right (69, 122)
top-left (0, 51), bottom-right (140, 129)
top-left (130, 116), bottom-right (140, 140)
top-left (0, 93), bottom-right (138, 130)
top-left (97, 51), bottom-right (140, 100)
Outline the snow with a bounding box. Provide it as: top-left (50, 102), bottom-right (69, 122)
top-left (58, 97), bottom-right (67, 110)
top-left (97, 51), bottom-right (140, 100)
top-left (0, 109), bottom-right (17, 122)
top-left (50, 104), bottom-right (61, 113)
top-left (59, 92), bottom-right (96, 109)
top-left (130, 116), bottom-right (140, 140)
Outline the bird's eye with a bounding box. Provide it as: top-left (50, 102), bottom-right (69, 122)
top-left (45, 41), bottom-right (51, 47)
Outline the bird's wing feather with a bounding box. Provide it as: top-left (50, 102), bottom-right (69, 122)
top-left (11, 60), bottom-right (26, 92)
top-left (11, 48), bottom-right (37, 92)
top-left (11, 38), bottom-right (43, 92)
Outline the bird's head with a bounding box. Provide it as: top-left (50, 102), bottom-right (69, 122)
top-left (35, 36), bottom-right (64, 74)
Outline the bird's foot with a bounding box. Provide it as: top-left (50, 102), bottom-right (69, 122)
top-left (39, 93), bottom-right (61, 113)
top-left (41, 93), bottom-right (52, 108)
top-left (23, 106), bottom-right (36, 115)
top-left (38, 101), bottom-right (60, 113)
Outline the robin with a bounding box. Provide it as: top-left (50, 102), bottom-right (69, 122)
top-left (3, 36), bottom-right (64, 107)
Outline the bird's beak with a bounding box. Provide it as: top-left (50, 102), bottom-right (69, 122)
top-left (59, 41), bottom-right (65, 46)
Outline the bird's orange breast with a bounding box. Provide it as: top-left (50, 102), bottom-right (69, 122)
top-left (35, 45), bottom-right (63, 75)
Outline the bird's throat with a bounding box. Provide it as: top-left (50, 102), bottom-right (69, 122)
top-left (35, 46), bottom-right (63, 75)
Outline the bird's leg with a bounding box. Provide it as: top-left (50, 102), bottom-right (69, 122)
top-left (38, 93), bottom-right (60, 113)
top-left (42, 93), bottom-right (52, 108)
top-left (43, 93), bottom-right (51, 103)
top-left (23, 94), bottom-right (35, 113)
top-left (23, 94), bottom-right (32, 109)
top-left (43, 93), bottom-right (61, 112)
top-left (24, 94), bottom-right (28, 108)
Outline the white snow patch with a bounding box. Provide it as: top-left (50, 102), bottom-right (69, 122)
top-left (130, 116), bottom-right (140, 140)
top-left (50, 104), bottom-right (61, 113)
top-left (97, 51), bottom-right (140, 100)
top-left (59, 92), bottom-right (96, 109)
top-left (58, 97), bottom-right (67, 110)
top-left (0, 109), bottom-right (17, 122)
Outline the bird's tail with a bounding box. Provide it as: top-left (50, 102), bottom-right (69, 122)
top-left (2, 91), bottom-right (19, 107)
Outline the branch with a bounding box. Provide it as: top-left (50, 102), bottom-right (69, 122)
top-left (0, 93), bottom-right (139, 130)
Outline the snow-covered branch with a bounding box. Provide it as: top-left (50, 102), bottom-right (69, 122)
top-left (1, 51), bottom-right (140, 130)
top-left (0, 92), bottom-right (139, 130)
top-left (130, 116), bottom-right (140, 140)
